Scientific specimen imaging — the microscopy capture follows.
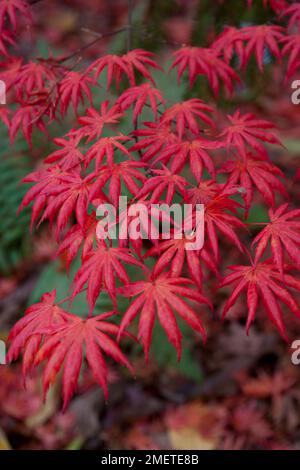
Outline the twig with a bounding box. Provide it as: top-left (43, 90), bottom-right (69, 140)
top-left (59, 27), bottom-right (128, 64)
top-left (28, 26), bottom-right (128, 127)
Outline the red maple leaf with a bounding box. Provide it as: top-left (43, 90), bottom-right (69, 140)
top-left (77, 101), bottom-right (123, 141)
top-left (145, 237), bottom-right (218, 288)
top-left (154, 137), bottom-right (221, 181)
top-left (0, 29), bottom-right (15, 56)
top-left (130, 121), bottom-right (178, 162)
top-left (38, 172), bottom-right (98, 237)
top-left (281, 3), bottom-right (300, 30)
top-left (7, 290), bottom-right (71, 375)
top-left (88, 54), bottom-right (129, 89)
top-left (118, 272), bottom-right (210, 360)
top-left (89, 160), bottom-right (146, 206)
top-left (122, 49), bottom-right (161, 85)
top-left (19, 165), bottom-right (70, 229)
top-left (116, 83), bottom-right (164, 124)
top-left (58, 71), bottom-right (94, 116)
top-left (0, 56), bottom-right (22, 90)
top-left (253, 204), bottom-right (300, 275)
top-left (206, 194), bottom-right (245, 260)
top-left (136, 165), bottom-right (187, 204)
top-left (212, 26), bottom-right (245, 65)
top-left (9, 103), bottom-right (47, 145)
top-left (14, 61), bottom-right (57, 98)
top-left (186, 179), bottom-right (224, 205)
top-left (219, 258), bottom-right (300, 340)
top-left (241, 25), bottom-right (285, 71)
top-left (44, 134), bottom-right (84, 171)
top-left (0, 106), bottom-right (10, 128)
top-left (88, 49), bottom-right (160, 89)
top-left (0, 0), bottom-right (31, 31)
top-left (117, 199), bottom-right (174, 257)
top-left (219, 152), bottom-right (287, 212)
top-left (219, 110), bottom-right (282, 159)
top-left (33, 312), bottom-right (133, 408)
top-left (57, 212), bottom-right (97, 271)
top-left (71, 240), bottom-right (142, 313)
top-left (160, 99), bottom-right (215, 139)
top-left (84, 135), bottom-right (131, 170)
top-left (186, 184), bottom-right (245, 260)
top-left (281, 34), bottom-right (300, 80)
top-left (171, 46), bottom-right (240, 95)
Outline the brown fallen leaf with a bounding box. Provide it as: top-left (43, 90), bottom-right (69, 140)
top-left (0, 427), bottom-right (11, 450)
top-left (168, 427), bottom-right (217, 450)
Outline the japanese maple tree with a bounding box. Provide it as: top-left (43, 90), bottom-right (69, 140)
top-left (2, 0), bottom-right (300, 408)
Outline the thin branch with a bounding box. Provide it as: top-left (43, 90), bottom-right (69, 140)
top-left (59, 27), bottom-right (128, 63)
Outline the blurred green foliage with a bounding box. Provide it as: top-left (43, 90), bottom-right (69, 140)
top-left (0, 129), bottom-right (32, 274)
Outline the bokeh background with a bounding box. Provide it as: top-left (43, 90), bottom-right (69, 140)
top-left (0, 0), bottom-right (300, 450)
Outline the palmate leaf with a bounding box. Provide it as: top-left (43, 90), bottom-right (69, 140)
top-left (71, 240), bottom-right (142, 313)
top-left (220, 258), bottom-right (300, 340)
top-left (7, 290), bottom-right (71, 375)
top-left (116, 83), bottom-right (165, 125)
top-left (0, 29), bottom-right (15, 56)
top-left (253, 204), bottom-right (300, 276)
top-left (154, 137), bottom-right (221, 182)
top-left (33, 312), bottom-right (133, 409)
top-left (18, 165), bottom-right (69, 230)
top-left (57, 213), bottom-right (97, 271)
top-left (281, 34), bottom-right (300, 80)
top-left (130, 121), bottom-right (178, 162)
top-left (135, 165), bottom-right (187, 204)
top-left (145, 237), bottom-right (218, 289)
top-left (159, 99), bottom-right (215, 139)
top-left (219, 152), bottom-right (288, 212)
top-left (281, 3), bottom-right (300, 32)
top-left (44, 134), bottom-right (84, 171)
top-left (0, 56), bottom-right (23, 91)
top-left (171, 46), bottom-right (240, 96)
top-left (0, 0), bottom-right (31, 31)
top-left (212, 26), bottom-right (245, 65)
top-left (185, 182), bottom-right (245, 261)
top-left (38, 172), bottom-right (96, 238)
top-left (89, 160), bottom-right (146, 206)
top-left (58, 71), bottom-right (94, 116)
top-left (118, 272), bottom-right (211, 361)
top-left (204, 191), bottom-right (246, 261)
top-left (219, 110), bottom-right (282, 159)
top-left (88, 49), bottom-right (160, 89)
top-left (76, 101), bottom-right (124, 141)
top-left (241, 25), bottom-right (285, 71)
top-left (84, 135), bottom-right (132, 170)
top-left (14, 61), bottom-right (57, 98)
top-left (9, 103), bottom-right (47, 145)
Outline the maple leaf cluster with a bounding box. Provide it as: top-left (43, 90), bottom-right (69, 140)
top-left (1, 0), bottom-right (300, 407)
